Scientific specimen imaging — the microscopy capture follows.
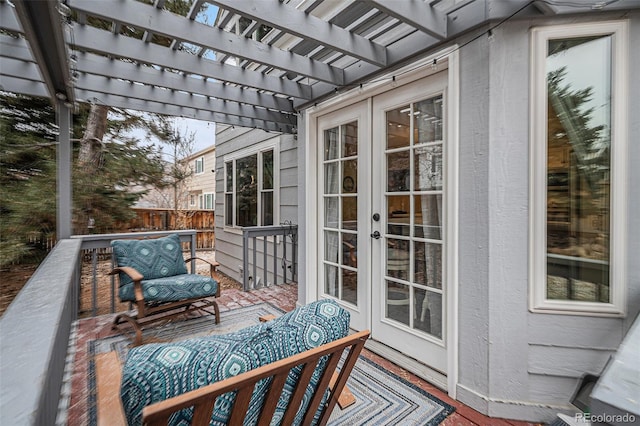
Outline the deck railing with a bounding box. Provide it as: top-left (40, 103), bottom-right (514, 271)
top-left (0, 230), bottom-right (200, 425)
top-left (241, 224), bottom-right (298, 291)
top-left (0, 239), bottom-right (82, 426)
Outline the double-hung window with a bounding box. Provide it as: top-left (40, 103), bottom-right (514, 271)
top-left (199, 193), bottom-right (215, 210)
top-left (224, 141), bottom-right (277, 228)
top-left (194, 157), bottom-right (204, 174)
top-left (530, 21), bottom-right (628, 315)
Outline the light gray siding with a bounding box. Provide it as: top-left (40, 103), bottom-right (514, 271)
top-left (457, 13), bottom-right (640, 422)
top-left (214, 126), bottom-right (298, 286)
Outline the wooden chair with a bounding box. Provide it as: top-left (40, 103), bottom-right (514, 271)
top-left (142, 330), bottom-right (370, 426)
top-left (109, 234), bottom-right (221, 345)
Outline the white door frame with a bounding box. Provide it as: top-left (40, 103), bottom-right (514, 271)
top-left (304, 48), bottom-right (459, 398)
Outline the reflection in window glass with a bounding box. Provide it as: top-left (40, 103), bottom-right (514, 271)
top-left (414, 194), bottom-right (442, 239)
top-left (386, 281), bottom-right (410, 326)
top-left (386, 106), bottom-right (411, 149)
top-left (342, 122), bottom-right (358, 157)
top-left (262, 150), bottom-right (273, 190)
top-left (414, 145), bottom-right (443, 191)
top-left (342, 197), bottom-right (357, 231)
top-left (235, 154), bottom-right (258, 226)
top-left (387, 151), bottom-right (410, 192)
top-left (325, 128), bottom-right (339, 160)
top-left (546, 35), bottom-right (611, 302)
top-left (414, 96), bottom-right (443, 143)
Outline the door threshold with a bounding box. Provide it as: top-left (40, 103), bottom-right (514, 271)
top-left (365, 338), bottom-right (448, 391)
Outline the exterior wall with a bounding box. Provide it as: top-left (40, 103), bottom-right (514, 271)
top-left (186, 147), bottom-right (216, 209)
top-left (214, 126), bottom-right (298, 284)
top-left (294, 12), bottom-right (639, 424)
top-left (456, 12), bottom-right (640, 422)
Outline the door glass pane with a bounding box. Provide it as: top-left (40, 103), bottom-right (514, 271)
top-left (342, 160), bottom-right (357, 193)
top-left (546, 35), bottom-right (611, 302)
top-left (324, 163), bottom-right (339, 194)
top-left (387, 151), bottom-right (410, 192)
top-left (387, 239), bottom-right (410, 280)
top-left (324, 197), bottom-right (338, 228)
top-left (414, 96), bottom-right (443, 144)
top-left (324, 231), bottom-right (339, 264)
top-left (342, 121), bottom-right (358, 157)
top-left (324, 128), bottom-right (339, 160)
top-left (342, 197), bottom-right (357, 231)
top-left (342, 269), bottom-right (358, 305)
top-left (414, 194), bottom-right (442, 239)
top-left (414, 145), bottom-right (443, 191)
top-left (386, 106), bottom-right (411, 149)
top-left (414, 287), bottom-right (442, 339)
top-left (386, 281), bottom-right (410, 326)
top-left (342, 233), bottom-right (357, 267)
top-left (387, 195), bottom-right (410, 236)
top-left (325, 264), bottom-right (339, 297)
top-left (414, 241), bottom-right (442, 289)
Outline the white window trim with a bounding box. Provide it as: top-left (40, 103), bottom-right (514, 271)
top-left (195, 156), bottom-right (204, 175)
top-left (529, 21), bottom-right (628, 316)
top-left (223, 137), bottom-right (279, 231)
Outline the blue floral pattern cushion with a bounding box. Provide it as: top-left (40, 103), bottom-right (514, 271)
top-left (111, 234), bottom-right (216, 302)
top-left (120, 299), bottom-right (350, 425)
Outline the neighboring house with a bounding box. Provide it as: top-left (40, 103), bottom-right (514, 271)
top-left (212, 7), bottom-right (640, 424)
top-left (185, 146), bottom-right (217, 211)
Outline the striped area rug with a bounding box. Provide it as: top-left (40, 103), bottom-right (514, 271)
top-left (88, 303), bottom-right (454, 425)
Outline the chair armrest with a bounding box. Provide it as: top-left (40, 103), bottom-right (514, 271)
top-left (109, 266), bottom-right (144, 282)
top-left (184, 257), bottom-right (220, 278)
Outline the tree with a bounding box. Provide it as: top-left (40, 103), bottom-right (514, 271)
top-left (0, 93), bottom-right (168, 266)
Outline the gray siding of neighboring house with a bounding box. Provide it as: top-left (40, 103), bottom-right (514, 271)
top-left (456, 13), bottom-right (640, 422)
top-left (214, 126), bottom-right (298, 286)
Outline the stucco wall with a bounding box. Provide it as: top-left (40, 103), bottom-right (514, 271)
top-left (456, 13), bottom-right (640, 422)
top-left (214, 127), bottom-right (298, 284)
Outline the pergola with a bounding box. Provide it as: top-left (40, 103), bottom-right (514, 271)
top-left (1, 0), bottom-right (635, 238)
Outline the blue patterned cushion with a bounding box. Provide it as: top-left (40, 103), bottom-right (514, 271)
top-left (118, 273), bottom-right (218, 303)
top-left (120, 299), bottom-right (350, 426)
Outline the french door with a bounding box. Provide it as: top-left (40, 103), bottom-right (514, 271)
top-left (316, 72), bottom-right (450, 376)
top-left (371, 73), bottom-right (449, 374)
top-left (317, 101), bottom-right (370, 331)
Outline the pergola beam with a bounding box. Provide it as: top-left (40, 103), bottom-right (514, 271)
top-left (11, 0), bottom-right (74, 103)
top-left (74, 89), bottom-right (294, 133)
top-left (71, 25), bottom-right (312, 100)
top-left (368, 0), bottom-right (447, 40)
top-left (210, 0), bottom-right (389, 67)
top-left (68, 0), bottom-right (345, 86)
top-left (75, 74), bottom-right (295, 125)
top-left (74, 53), bottom-right (294, 112)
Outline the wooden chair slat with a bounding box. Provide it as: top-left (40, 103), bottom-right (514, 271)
top-left (227, 386), bottom-right (255, 424)
top-left (279, 360), bottom-right (320, 425)
top-left (256, 372), bottom-right (289, 426)
top-left (301, 352), bottom-right (343, 425)
top-left (191, 400), bottom-right (216, 426)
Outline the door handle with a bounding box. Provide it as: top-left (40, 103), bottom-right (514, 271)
top-left (370, 231), bottom-right (381, 239)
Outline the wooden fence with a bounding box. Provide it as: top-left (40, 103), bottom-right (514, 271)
top-left (124, 208), bottom-right (216, 249)
top-left (26, 209), bottom-right (216, 253)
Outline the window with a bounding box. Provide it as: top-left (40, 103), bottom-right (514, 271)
top-left (189, 194), bottom-right (196, 207)
top-left (224, 141), bottom-right (277, 228)
top-left (530, 22), bottom-right (627, 315)
top-left (195, 157), bottom-right (204, 174)
top-left (199, 193), bottom-right (215, 210)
